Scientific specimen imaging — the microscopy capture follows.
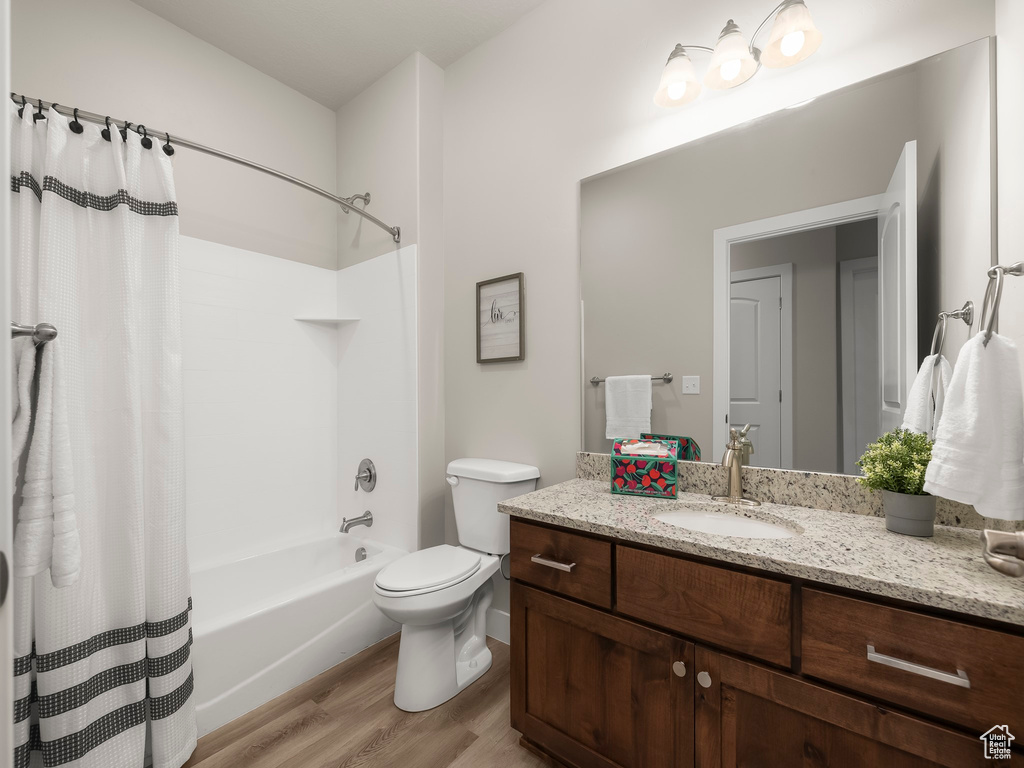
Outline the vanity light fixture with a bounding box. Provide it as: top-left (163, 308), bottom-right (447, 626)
top-left (654, 0), bottom-right (822, 107)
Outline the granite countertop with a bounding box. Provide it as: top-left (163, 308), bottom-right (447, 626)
top-left (499, 479), bottom-right (1024, 628)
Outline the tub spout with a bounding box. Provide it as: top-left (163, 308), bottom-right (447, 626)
top-left (341, 511), bottom-right (373, 533)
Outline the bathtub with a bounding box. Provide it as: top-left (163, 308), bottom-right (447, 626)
top-left (189, 533), bottom-right (405, 737)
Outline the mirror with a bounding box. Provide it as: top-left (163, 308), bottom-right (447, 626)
top-left (581, 38), bottom-right (996, 474)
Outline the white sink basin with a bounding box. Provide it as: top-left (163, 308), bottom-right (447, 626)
top-left (653, 509), bottom-right (797, 539)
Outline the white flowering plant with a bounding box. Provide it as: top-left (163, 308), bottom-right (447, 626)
top-left (856, 428), bottom-right (933, 496)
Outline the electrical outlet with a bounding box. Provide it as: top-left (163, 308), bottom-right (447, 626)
top-left (682, 376), bottom-right (700, 395)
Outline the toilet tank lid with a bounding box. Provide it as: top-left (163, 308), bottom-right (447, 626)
top-left (446, 458), bottom-right (540, 483)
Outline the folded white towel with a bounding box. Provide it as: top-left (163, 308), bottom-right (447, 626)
top-left (901, 353), bottom-right (952, 440)
top-left (605, 375), bottom-right (652, 440)
top-left (11, 338), bottom-right (36, 487)
top-left (923, 333), bottom-right (1024, 520)
top-left (14, 340), bottom-right (80, 586)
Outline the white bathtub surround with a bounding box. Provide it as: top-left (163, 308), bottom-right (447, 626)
top-left (11, 105), bottom-right (195, 768)
top-left (337, 246), bottom-right (420, 554)
top-left (181, 241), bottom-right (425, 733)
top-left (190, 532), bottom-right (403, 736)
top-left (181, 236), bottom-right (339, 569)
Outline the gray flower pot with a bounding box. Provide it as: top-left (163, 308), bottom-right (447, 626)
top-left (881, 490), bottom-right (937, 537)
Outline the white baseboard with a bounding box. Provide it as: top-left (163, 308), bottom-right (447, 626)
top-left (486, 607), bottom-right (510, 644)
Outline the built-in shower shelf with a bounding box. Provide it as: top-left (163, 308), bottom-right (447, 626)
top-left (294, 317), bottom-right (360, 324)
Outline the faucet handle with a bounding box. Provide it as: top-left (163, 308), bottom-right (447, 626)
top-left (353, 459), bottom-right (377, 492)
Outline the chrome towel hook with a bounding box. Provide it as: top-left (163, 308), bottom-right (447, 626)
top-left (981, 262), bottom-right (1024, 346)
top-left (930, 301), bottom-right (973, 364)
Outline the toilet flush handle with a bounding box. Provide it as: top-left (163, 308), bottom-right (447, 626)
top-left (446, 475), bottom-right (459, 487)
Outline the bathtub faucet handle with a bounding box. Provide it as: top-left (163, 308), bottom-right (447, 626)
top-left (354, 459), bottom-right (377, 492)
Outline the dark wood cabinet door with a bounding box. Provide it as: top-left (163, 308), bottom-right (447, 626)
top-left (696, 649), bottom-right (1022, 768)
top-left (512, 583), bottom-right (694, 768)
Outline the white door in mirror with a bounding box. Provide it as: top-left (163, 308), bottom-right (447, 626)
top-left (878, 140), bottom-right (918, 434)
top-left (729, 276), bottom-right (783, 468)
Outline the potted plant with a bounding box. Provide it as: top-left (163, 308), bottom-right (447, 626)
top-left (856, 428), bottom-right (936, 537)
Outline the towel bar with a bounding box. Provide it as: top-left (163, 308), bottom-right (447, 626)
top-left (590, 373), bottom-right (673, 386)
top-left (10, 321), bottom-right (57, 344)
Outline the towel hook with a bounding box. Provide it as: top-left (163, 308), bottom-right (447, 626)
top-left (930, 314), bottom-right (947, 358)
top-left (981, 263), bottom-right (1024, 346)
top-left (930, 301), bottom-right (973, 363)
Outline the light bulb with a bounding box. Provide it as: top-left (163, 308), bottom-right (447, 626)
top-left (780, 30), bottom-right (805, 57)
top-left (761, 1), bottom-right (822, 68)
top-left (667, 82), bottom-right (688, 100)
top-left (720, 59), bottom-right (742, 82)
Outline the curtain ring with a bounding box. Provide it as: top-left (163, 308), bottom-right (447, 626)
top-left (69, 106), bottom-right (84, 134)
top-left (33, 98), bottom-right (45, 122)
top-left (101, 116), bottom-right (112, 142)
top-left (120, 120), bottom-right (130, 142)
top-left (139, 124), bottom-right (152, 150)
top-left (18, 94), bottom-right (26, 118)
top-left (162, 132), bottom-right (175, 157)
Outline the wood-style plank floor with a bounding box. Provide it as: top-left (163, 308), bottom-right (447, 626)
top-left (182, 634), bottom-right (550, 768)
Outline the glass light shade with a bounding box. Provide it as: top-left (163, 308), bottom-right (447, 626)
top-left (761, 0), bottom-right (823, 68)
top-left (704, 21), bottom-right (758, 89)
top-left (654, 48), bottom-right (701, 107)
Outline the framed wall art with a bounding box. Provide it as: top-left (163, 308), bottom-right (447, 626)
top-left (477, 272), bottom-right (525, 363)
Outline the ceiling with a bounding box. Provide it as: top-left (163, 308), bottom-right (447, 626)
top-left (131, 0), bottom-right (545, 110)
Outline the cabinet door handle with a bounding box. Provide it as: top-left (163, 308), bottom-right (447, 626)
top-left (531, 554), bottom-right (575, 573)
top-left (866, 645), bottom-right (970, 689)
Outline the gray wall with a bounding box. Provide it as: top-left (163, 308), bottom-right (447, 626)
top-left (581, 41), bottom-right (992, 459)
top-left (13, 0), bottom-right (340, 269)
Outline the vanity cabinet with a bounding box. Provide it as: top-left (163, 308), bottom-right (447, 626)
top-left (699, 651), bottom-right (1001, 768)
top-left (511, 584), bottom-right (694, 768)
top-left (509, 519), bottom-right (1024, 768)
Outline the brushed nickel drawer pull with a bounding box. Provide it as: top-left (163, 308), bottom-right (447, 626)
top-left (531, 554), bottom-right (576, 573)
top-left (866, 645), bottom-right (970, 689)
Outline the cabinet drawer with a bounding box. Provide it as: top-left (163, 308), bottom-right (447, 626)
top-left (616, 546), bottom-right (792, 667)
top-left (510, 520), bottom-right (613, 609)
top-left (802, 589), bottom-right (1024, 735)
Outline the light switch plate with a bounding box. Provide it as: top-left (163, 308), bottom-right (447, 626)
top-left (682, 376), bottom-right (700, 395)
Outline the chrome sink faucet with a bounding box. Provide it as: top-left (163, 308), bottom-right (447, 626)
top-left (713, 425), bottom-right (760, 506)
top-left (341, 510), bottom-right (373, 533)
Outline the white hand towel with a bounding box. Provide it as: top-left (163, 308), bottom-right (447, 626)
top-left (901, 353), bottom-right (952, 439)
top-left (10, 338), bottom-right (36, 487)
top-left (605, 375), bottom-right (652, 440)
top-left (923, 333), bottom-right (1024, 521)
top-left (14, 341), bottom-right (80, 586)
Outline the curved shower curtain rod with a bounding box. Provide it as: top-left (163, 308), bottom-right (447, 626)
top-left (8, 93), bottom-right (401, 244)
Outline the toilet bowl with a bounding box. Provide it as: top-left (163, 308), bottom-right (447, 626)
top-left (372, 458), bottom-right (539, 712)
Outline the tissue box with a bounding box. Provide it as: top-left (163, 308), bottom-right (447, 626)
top-left (611, 438), bottom-right (680, 499)
top-left (641, 433), bottom-right (701, 461)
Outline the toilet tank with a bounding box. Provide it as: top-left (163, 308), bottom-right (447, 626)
top-left (446, 458), bottom-right (540, 555)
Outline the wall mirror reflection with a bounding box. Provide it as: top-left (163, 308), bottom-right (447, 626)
top-left (581, 37), bottom-right (997, 475)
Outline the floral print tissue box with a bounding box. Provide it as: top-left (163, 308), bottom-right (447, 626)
top-left (611, 438), bottom-right (680, 499)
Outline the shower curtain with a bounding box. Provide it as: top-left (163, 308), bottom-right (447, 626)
top-left (9, 103), bottom-right (196, 767)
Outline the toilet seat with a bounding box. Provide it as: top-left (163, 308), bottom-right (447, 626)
top-left (374, 545), bottom-right (482, 597)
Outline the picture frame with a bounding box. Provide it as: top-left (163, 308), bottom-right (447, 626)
top-left (477, 272), bottom-right (525, 363)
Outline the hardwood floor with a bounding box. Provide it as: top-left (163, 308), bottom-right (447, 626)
top-left (183, 634), bottom-right (551, 768)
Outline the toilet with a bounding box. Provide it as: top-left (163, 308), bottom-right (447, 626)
top-left (372, 458), bottom-right (539, 712)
